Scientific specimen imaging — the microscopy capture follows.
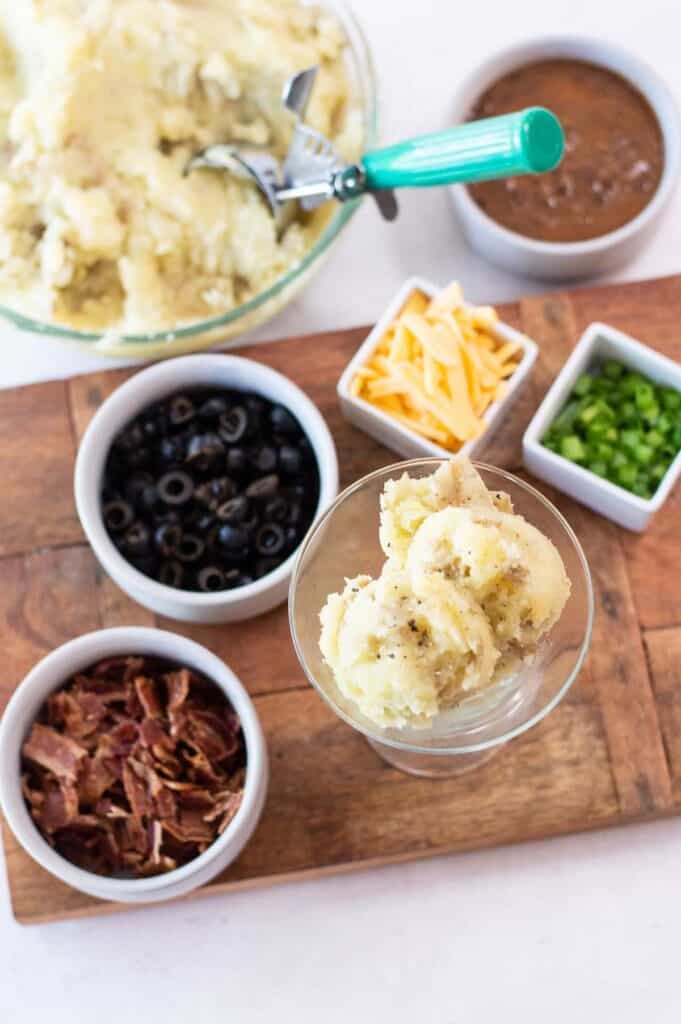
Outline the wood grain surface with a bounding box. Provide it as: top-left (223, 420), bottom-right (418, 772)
top-left (1, 273), bottom-right (680, 925)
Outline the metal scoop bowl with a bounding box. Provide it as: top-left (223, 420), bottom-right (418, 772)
top-left (186, 67), bottom-right (564, 223)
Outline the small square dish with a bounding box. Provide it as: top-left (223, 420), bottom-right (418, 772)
top-left (523, 322), bottom-right (681, 532)
top-left (337, 276), bottom-right (538, 461)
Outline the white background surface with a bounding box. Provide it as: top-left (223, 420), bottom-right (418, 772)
top-left (2, 2), bottom-right (681, 1020)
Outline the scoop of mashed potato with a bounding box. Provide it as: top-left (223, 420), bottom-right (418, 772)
top-left (0, 0), bottom-right (363, 331)
top-left (320, 459), bottom-right (571, 729)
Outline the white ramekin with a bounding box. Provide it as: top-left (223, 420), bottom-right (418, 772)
top-left (74, 355), bottom-right (339, 623)
top-left (0, 627), bottom-right (268, 904)
top-left (523, 321), bottom-right (681, 532)
top-left (337, 276), bottom-right (537, 459)
top-left (449, 36), bottom-right (681, 280)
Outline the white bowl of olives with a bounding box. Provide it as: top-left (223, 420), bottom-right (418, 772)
top-left (74, 355), bottom-right (339, 623)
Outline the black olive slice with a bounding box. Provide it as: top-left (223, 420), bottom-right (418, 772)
top-left (218, 406), bottom-right (248, 444)
top-left (113, 422), bottom-right (144, 452)
top-left (122, 521), bottom-right (151, 557)
top-left (154, 522), bottom-right (182, 557)
top-left (159, 559), bottom-right (184, 587)
top-left (255, 523), bottom-right (286, 557)
top-left (103, 500), bottom-right (134, 533)
top-left (175, 534), bottom-right (205, 563)
top-left (169, 395), bottom-right (195, 426)
top-left (197, 566), bottom-right (227, 592)
top-left (157, 470), bottom-right (194, 505)
top-left (216, 495), bottom-right (250, 524)
top-left (199, 396), bottom-right (229, 421)
top-left (264, 496), bottom-right (289, 523)
top-left (245, 474), bottom-right (279, 500)
top-left (186, 432), bottom-right (225, 471)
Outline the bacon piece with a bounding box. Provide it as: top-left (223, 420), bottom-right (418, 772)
top-left (48, 690), bottom-right (106, 739)
top-left (95, 797), bottom-right (129, 820)
top-left (73, 674), bottom-right (130, 703)
top-left (183, 746), bottom-right (220, 782)
top-left (184, 710), bottom-right (238, 762)
top-left (22, 723), bottom-right (86, 782)
top-left (204, 789), bottom-right (244, 834)
top-left (116, 814), bottom-right (149, 857)
top-left (34, 779), bottom-right (79, 833)
top-left (22, 772), bottom-right (44, 808)
top-left (78, 756), bottom-right (116, 805)
top-left (91, 656), bottom-right (145, 682)
top-left (135, 677), bottom-right (162, 718)
top-left (97, 720), bottom-right (138, 758)
top-left (122, 760), bottom-right (153, 822)
top-left (147, 821), bottom-right (163, 867)
top-left (165, 669), bottom-right (192, 737)
top-left (139, 718), bottom-right (165, 747)
top-left (56, 821), bottom-right (120, 875)
top-left (163, 808), bottom-right (214, 845)
top-left (176, 787), bottom-right (216, 812)
top-left (166, 669), bottom-right (191, 711)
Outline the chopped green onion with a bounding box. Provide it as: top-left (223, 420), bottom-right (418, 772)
top-left (632, 443), bottom-right (654, 466)
top-left (560, 435), bottom-right (586, 462)
top-left (594, 442), bottom-right (615, 463)
top-left (621, 430), bottom-right (640, 454)
top-left (545, 359), bottom-right (680, 497)
top-left (603, 359), bottom-right (624, 379)
top-left (650, 462), bottom-right (667, 485)
top-left (634, 383), bottom-right (655, 410)
top-left (617, 463), bottom-right (638, 488)
top-left (631, 479), bottom-right (653, 499)
top-left (573, 374), bottom-right (593, 397)
top-left (661, 387), bottom-right (681, 411)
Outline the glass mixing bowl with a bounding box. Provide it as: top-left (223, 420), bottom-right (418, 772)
top-left (0, 1), bottom-right (376, 360)
top-left (289, 459), bottom-right (594, 777)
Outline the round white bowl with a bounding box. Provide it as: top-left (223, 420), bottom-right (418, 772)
top-left (74, 354), bottom-right (339, 623)
top-left (449, 36), bottom-right (681, 281)
top-left (0, 627), bottom-right (268, 904)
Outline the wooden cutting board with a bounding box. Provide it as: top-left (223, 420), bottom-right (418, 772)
top-left (2, 273), bottom-right (680, 925)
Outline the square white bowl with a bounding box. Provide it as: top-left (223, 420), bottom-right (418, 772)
top-left (337, 276), bottom-right (538, 461)
top-left (522, 322), bottom-right (681, 532)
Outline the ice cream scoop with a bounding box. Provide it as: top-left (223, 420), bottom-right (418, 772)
top-left (187, 66), bottom-right (564, 221)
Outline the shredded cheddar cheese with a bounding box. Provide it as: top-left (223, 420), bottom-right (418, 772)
top-left (352, 283), bottom-right (523, 452)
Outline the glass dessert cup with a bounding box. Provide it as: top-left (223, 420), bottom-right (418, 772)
top-left (289, 459), bottom-right (594, 777)
top-left (0, 0), bottom-right (376, 359)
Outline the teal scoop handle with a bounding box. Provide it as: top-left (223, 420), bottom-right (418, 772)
top-left (355, 107), bottom-right (563, 193)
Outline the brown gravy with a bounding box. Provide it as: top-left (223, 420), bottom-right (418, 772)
top-left (468, 59), bottom-right (664, 243)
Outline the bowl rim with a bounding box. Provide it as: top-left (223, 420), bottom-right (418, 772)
top-left (74, 354), bottom-right (339, 614)
top-left (289, 457), bottom-right (594, 755)
top-left (449, 33), bottom-right (681, 257)
top-left (0, 0), bottom-right (378, 347)
top-left (522, 320), bottom-right (681, 516)
top-left (0, 627), bottom-right (268, 897)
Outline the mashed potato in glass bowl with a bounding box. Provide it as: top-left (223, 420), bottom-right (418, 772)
top-left (0, 0), bottom-right (374, 356)
top-left (290, 458), bottom-right (593, 777)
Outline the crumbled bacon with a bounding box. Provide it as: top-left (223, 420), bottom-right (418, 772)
top-left (22, 723), bottom-right (86, 781)
top-left (134, 676), bottom-right (161, 718)
top-left (21, 655), bottom-right (246, 879)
